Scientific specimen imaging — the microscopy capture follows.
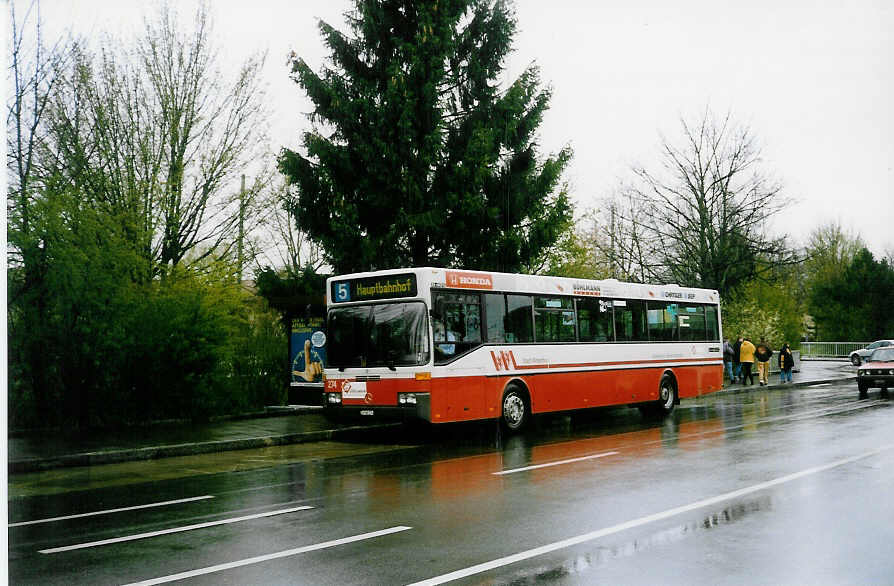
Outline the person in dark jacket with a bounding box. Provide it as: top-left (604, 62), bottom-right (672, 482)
top-left (723, 339), bottom-right (735, 382)
top-left (779, 343), bottom-right (795, 383)
top-left (732, 336), bottom-right (743, 384)
top-left (755, 338), bottom-right (773, 386)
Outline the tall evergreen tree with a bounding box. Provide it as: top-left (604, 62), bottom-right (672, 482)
top-left (279, 0), bottom-right (572, 274)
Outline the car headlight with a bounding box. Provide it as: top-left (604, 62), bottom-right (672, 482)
top-left (398, 393), bottom-right (418, 405)
top-left (327, 393), bottom-right (342, 404)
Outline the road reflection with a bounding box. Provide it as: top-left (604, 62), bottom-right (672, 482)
top-left (486, 496), bottom-right (774, 585)
top-left (329, 385), bottom-right (875, 514)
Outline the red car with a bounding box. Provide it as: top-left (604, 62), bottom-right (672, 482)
top-left (857, 347), bottom-right (894, 397)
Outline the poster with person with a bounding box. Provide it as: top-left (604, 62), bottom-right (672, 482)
top-left (291, 316), bottom-right (326, 386)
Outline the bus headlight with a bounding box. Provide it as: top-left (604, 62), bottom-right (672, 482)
top-left (327, 393), bottom-right (342, 404)
top-left (398, 393), bottom-right (418, 405)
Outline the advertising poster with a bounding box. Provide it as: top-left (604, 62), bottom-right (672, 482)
top-left (290, 316), bottom-right (326, 387)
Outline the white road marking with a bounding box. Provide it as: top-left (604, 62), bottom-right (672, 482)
top-left (9, 496), bottom-right (215, 528)
top-left (493, 451), bottom-right (619, 475)
top-left (122, 526), bottom-right (413, 586)
top-left (39, 506), bottom-right (313, 554)
top-left (409, 444), bottom-right (894, 586)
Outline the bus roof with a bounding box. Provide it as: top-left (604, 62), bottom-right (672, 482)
top-left (327, 267), bottom-right (720, 305)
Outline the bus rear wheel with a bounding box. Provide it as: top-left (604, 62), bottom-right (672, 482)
top-left (642, 374), bottom-right (677, 417)
top-left (658, 375), bottom-right (677, 414)
top-left (501, 385), bottom-right (529, 432)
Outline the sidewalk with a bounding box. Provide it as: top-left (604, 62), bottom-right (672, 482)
top-left (719, 358), bottom-right (855, 395)
top-left (8, 360), bottom-right (856, 474)
top-left (8, 407), bottom-right (399, 474)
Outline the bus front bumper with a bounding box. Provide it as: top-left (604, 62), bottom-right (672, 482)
top-left (323, 392), bottom-right (431, 422)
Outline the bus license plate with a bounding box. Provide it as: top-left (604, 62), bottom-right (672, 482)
top-left (360, 410), bottom-right (374, 416)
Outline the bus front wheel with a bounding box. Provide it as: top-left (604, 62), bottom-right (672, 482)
top-left (501, 385), bottom-right (529, 432)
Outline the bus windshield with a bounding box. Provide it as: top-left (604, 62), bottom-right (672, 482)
top-left (327, 302), bottom-right (430, 369)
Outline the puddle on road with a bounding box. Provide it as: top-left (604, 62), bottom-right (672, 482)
top-left (489, 496), bottom-right (774, 585)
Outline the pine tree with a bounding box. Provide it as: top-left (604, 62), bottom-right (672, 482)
top-left (279, 0), bottom-right (572, 273)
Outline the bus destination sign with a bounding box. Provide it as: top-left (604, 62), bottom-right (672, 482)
top-left (331, 273), bottom-right (418, 303)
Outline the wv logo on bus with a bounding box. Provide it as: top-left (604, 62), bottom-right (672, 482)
top-left (490, 350), bottom-right (519, 371)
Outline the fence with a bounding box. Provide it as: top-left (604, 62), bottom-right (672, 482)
top-left (770, 350), bottom-right (802, 373)
top-left (799, 342), bottom-right (869, 359)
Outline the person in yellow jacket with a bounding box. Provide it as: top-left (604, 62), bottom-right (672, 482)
top-left (739, 337), bottom-right (756, 385)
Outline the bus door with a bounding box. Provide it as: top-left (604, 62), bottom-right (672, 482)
top-left (432, 291), bottom-right (485, 420)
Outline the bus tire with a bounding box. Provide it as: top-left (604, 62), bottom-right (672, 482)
top-left (501, 384), bottom-right (529, 432)
top-left (652, 373), bottom-right (677, 416)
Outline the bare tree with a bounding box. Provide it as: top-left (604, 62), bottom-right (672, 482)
top-left (6, 0), bottom-right (76, 422)
top-left (600, 110), bottom-right (797, 298)
top-left (139, 4), bottom-right (269, 270)
top-left (6, 0), bottom-right (71, 267)
top-left (254, 182), bottom-right (325, 276)
top-left (590, 191), bottom-right (661, 282)
top-left (39, 3), bottom-right (271, 275)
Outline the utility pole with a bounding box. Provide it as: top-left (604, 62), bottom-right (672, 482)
top-left (238, 174), bottom-right (245, 284)
top-left (609, 203), bottom-right (617, 279)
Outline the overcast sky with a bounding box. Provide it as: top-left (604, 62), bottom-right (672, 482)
top-left (37, 0), bottom-right (894, 257)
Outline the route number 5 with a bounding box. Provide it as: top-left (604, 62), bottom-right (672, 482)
top-left (335, 283), bottom-right (351, 302)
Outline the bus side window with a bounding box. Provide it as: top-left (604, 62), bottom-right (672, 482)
top-left (577, 297), bottom-right (613, 342)
top-left (534, 296), bottom-right (575, 342)
top-left (647, 301), bottom-right (678, 341)
top-left (484, 293), bottom-right (507, 343)
top-left (614, 299), bottom-right (648, 342)
top-left (505, 295), bottom-right (533, 343)
top-left (679, 303), bottom-right (707, 341)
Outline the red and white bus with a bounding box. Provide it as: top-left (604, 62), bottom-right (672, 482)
top-left (323, 267), bottom-right (723, 430)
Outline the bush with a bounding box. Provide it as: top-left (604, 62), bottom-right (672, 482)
top-left (721, 275), bottom-right (804, 350)
top-left (9, 259), bottom-right (288, 430)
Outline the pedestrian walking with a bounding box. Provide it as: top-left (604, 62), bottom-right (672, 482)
top-left (723, 338), bottom-right (735, 382)
top-left (732, 336), bottom-right (743, 384)
top-left (779, 343), bottom-right (795, 383)
top-left (755, 338), bottom-right (773, 386)
top-left (739, 337), bottom-right (756, 385)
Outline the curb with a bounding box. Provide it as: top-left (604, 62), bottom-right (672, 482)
top-left (7, 405), bottom-right (324, 439)
top-left (9, 422), bottom-right (400, 474)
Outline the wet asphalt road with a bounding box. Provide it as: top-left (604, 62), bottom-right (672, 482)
top-left (8, 379), bottom-right (894, 585)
